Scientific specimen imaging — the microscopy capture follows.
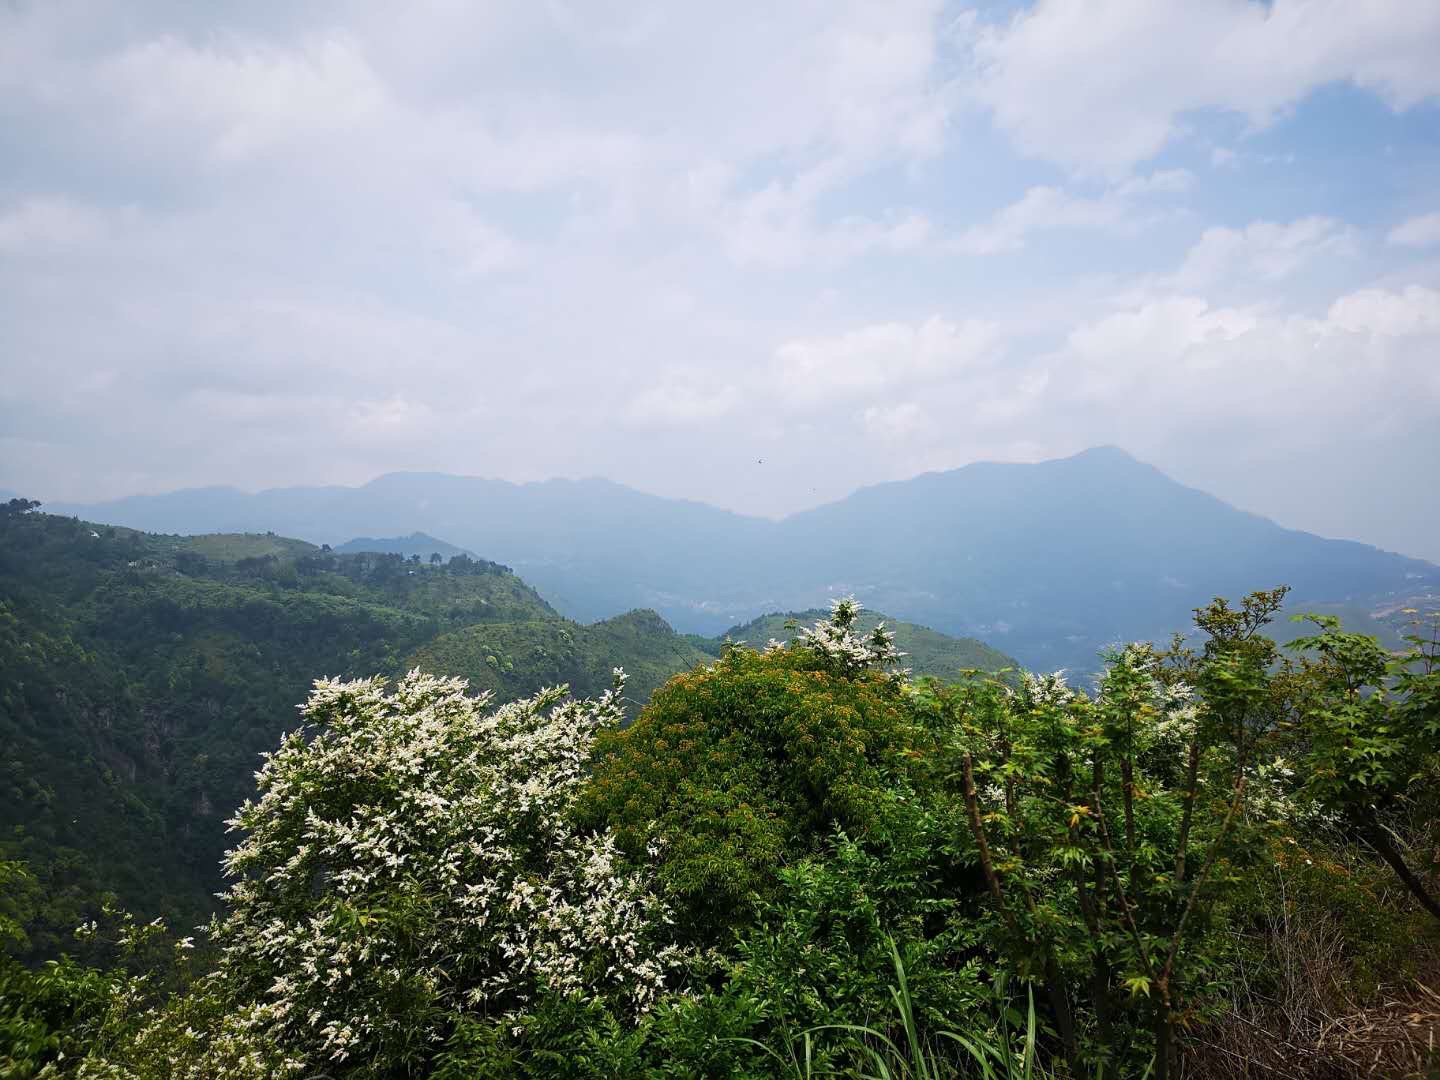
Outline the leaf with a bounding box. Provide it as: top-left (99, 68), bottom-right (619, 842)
top-left (1124, 975), bottom-right (1152, 997)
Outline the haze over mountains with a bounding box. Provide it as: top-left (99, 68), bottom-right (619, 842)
top-left (332, 531), bottom-right (479, 563)
top-left (50, 447), bottom-right (1439, 671)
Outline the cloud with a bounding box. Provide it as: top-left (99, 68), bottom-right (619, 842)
top-left (954, 170), bottom-right (1191, 254)
top-left (1327, 285), bottom-right (1440, 337)
top-left (626, 380), bottom-right (741, 428)
top-left (1053, 285), bottom-right (1440, 434)
top-left (773, 316), bottom-right (1000, 406)
top-left (966, 0), bottom-right (1440, 175)
top-left (0, 198), bottom-right (117, 255)
top-left (1387, 212), bottom-right (1440, 249)
top-left (862, 401), bottom-right (931, 441)
top-left (1175, 216), bottom-right (1355, 285)
top-left (0, 1), bottom-right (1437, 560)
top-left (954, 186), bottom-right (1126, 254)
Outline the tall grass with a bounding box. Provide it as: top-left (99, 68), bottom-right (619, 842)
top-left (729, 938), bottom-right (1118, 1079)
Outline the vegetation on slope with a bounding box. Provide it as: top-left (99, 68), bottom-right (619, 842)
top-left (717, 608), bottom-right (1016, 680)
top-left (331, 531), bottom-right (477, 562)
top-left (3, 593), bottom-right (1436, 1078)
top-left (409, 609), bottom-right (715, 705)
top-left (0, 507), bottom-right (744, 958)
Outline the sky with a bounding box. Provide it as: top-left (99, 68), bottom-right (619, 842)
top-left (2, 0), bottom-right (1440, 560)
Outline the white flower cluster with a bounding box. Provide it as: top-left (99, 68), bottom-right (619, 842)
top-left (1096, 644), bottom-right (1197, 758)
top-left (794, 596), bottom-right (909, 678)
top-left (1246, 755), bottom-right (1334, 830)
top-left (209, 670), bottom-right (683, 1068)
top-left (1017, 670), bottom-right (1075, 708)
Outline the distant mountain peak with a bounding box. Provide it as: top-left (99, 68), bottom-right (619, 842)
top-left (1064, 445), bottom-right (1141, 464)
top-left (332, 532), bottom-right (478, 562)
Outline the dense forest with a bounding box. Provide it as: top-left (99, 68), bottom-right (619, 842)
top-left (0, 503), bottom-right (1012, 966)
top-left (2, 491), bottom-right (1438, 1076)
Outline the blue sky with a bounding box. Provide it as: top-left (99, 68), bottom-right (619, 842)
top-left (2, 0), bottom-right (1439, 559)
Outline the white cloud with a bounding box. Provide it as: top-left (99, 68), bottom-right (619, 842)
top-left (862, 401), bottom-right (930, 441)
top-left (1176, 216), bottom-right (1354, 285)
top-left (1114, 169), bottom-right (1194, 196)
top-left (954, 170), bottom-right (1190, 254)
top-left (966, 0), bottom-right (1440, 175)
top-left (955, 186), bottom-right (1126, 254)
top-left (1387, 212), bottom-right (1440, 249)
top-left (0, 198), bottom-right (117, 255)
top-left (1053, 285), bottom-right (1440, 433)
top-left (774, 316), bottom-right (1000, 405)
top-left (626, 380), bottom-right (740, 428)
top-left (1327, 285), bottom-right (1440, 337)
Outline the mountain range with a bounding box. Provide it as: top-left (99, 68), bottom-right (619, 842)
top-left (332, 531), bottom-right (478, 562)
top-left (47, 447), bottom-right (1439, 671)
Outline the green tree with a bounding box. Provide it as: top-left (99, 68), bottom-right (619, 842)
top-left (578, 599), bottom-right (937, 938)
top-left (1286, 610), bottom-right (1440, 921)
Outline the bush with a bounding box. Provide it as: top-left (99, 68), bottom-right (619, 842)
top-left (127, 671), bottom-right (685, 1078)
top-left (578, 601), bottom-right (940, 938)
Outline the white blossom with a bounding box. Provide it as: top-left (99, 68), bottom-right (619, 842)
top-left (201, 670), bottom-right (685, 1070)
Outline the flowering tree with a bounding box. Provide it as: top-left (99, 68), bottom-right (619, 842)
top-left (202, 670), bottom-right (682, 1075)
top-left (787, 596), bottom-right (910, 679)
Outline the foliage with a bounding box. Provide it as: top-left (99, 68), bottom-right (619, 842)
top-left (0, 510), bottom-right (716, 957)
top-left (4, 555), bottom-right (1439, 1077)
top-left (412, 609), bottom-right (716, 705)
top-left (911, 592), bottom-right (1294, 1078)
top-left (579, 600), bottom-right (942, 936)
top-left (190, 671), bottom-right (680, 1076)
top-left (717, 609), bottom-right (1017, 682)
top-left (1282, 609), bottom-right (1440, 921)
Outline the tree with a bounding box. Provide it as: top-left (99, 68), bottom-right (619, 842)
top-left (922, 591), bottom-right (1286, 1077)
top-left (429, 552), bottom-right (443, 567)
top-left (1286, 610), bottom-right (1440, 921)
top-left (195, 670), bottom-right (682, 1075)
top-left (578, 599), bottom-right (937, 938)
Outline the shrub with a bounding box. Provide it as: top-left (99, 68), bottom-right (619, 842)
top-left (578, 600), bottom-right (941, 938)
top-left (157, 670), bottom-right (683, 1077)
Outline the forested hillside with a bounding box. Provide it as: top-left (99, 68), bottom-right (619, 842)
top-left (0, 505), bottom-right (1016, 960)
top-left (4, 589), bottom-right (1437, 1078)
top-left (332, 531), bottom-right (478, 562)
top-left (0, 508), bottom-right (706, 957)
top-left (719, 609), bottom-right (1015, 678)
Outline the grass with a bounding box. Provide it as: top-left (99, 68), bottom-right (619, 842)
top-left (730, 939), bottom-right (1111, 1080)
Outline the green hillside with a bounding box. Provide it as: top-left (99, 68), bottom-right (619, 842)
top-left (410, 609), bottom-right (714, 705)
top-left (716, 608), bottom-right (1017, 679)
top-left (0, 511), bottom-right (708, 957)
top-left (332, 530), bottom-right (477, 562)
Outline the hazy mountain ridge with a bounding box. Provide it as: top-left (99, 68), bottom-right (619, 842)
top-left (333, 531), bottom-right (479, 562)
top-left (48, 448), bottom-right (1439, 670)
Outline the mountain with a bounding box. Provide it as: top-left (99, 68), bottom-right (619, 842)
top-left (0, 511), bottom-right (711, 958)
top-left (47, 447), bottom-right (1440, 671)
top-left (333, 531), bottom-right (478, 562)
top-left (718, 609), bottom-right (1016, 681)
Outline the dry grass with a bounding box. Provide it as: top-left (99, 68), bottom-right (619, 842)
top-left (1182, 835), bottom-right (1440, 1080)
